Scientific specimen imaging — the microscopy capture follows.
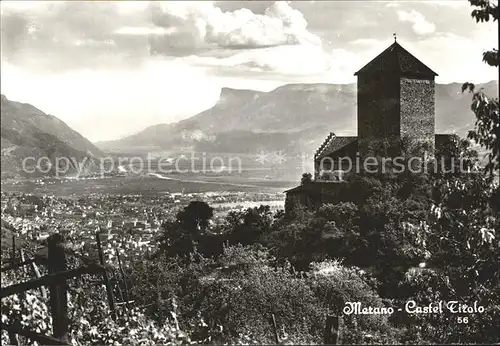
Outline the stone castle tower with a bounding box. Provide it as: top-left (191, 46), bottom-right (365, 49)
top-left (286, 40), bottom-right (447, 211)
top-left (355, 40), bottom-right (438, 158)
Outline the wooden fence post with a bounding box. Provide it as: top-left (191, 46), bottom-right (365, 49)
top-left (95, 231), bottom-right (116, 320)
top-left (47, 234), bottom-right (69, 343)
top-left (115, 248), bottom-right (130, 305)
top-left (324, 314), bottom-right (342, 345)
top-left (113, 272), bottom-right (124, 303)
top-left (8, 330), bottom-right (19, 346)
top-left (31, 261), bottom-right (48, 299)
top-left (156, 263), bottom-right (162, 308)
top-left (20, 249), bottom-right (27, 275)
top-left (271, 313), bottom-right (280, 344)
top-left (12, 235), bottom-right (16, 262)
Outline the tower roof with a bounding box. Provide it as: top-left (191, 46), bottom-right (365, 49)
top-left (354, 41), bottom-right (438, 78)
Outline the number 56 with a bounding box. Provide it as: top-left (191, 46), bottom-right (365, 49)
top-left (458, 317), bottom-right (469, 324)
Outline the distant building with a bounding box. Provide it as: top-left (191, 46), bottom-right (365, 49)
top-left (286, 40), bottom-right (453, 212)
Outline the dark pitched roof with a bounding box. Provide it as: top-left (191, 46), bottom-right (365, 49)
top-left (316, 136), bottom-right (358, 160)
top-left (284, 185), bottom-right (309, 193)
top-left (354, 41), bottom-right (438, 78)
top-left (285, 182), bottom-right (343, 196)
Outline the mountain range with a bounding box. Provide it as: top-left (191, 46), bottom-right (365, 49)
top-left (1, 94), bottom-right (103, 178)
top-left (96, 81), bottom-right (499, 156)
top-left (1, 80), bottom-right (498, 178)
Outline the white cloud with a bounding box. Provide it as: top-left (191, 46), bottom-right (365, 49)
top-left (228, 44), bottom-right (329, 74)
top-left (342, 29), bottom-right (497, 84)
top-left (115, 1), bottom-right (151, 14)
top-left (1, 0), bottom-right (496, 142)
top-left (150, 1), bottom-right (321, 53)
top-left (114, 26), bottom-right (175, 36)
top-left (178, 41), bottom-right (333, 83)
top-left (0, 1), bottom-right (60, 10)
top-left (386, 1), bottom-right (401, 8)
top-left (1, 1), bottom-right (323, 71)
top-left (397, 9), bottom-right (436, 35)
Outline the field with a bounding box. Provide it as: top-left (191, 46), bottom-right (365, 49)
top-left (1, 173), bottom-right (297, 197)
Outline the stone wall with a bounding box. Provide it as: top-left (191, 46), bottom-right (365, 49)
top-left (400, 77), bottom-right (435, 155)
top-left (357, 74), bottom-right (436, 158)
top-left (285, 183), bottom-right (344, 213)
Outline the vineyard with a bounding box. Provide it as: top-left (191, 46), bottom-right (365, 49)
top-left (1, 191), bottom-right (351, 345)
top-left (1, 222), bottom-right (351, 345)
top-left (1, 226), bottom-right (194, 345)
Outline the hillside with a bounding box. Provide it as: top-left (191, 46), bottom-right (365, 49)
top-left (96, 81), bottom-right (499, 155)
top-left (96, 84), bottom-right (358, 155)
top-left (1, 95), bottom-right (103, 178)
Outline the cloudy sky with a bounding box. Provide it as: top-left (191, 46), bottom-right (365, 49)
top-left (1, 0), bottom-right (497, 142)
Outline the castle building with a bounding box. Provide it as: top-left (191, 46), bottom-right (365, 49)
top-left (285, 40), bottom-right (452, 211)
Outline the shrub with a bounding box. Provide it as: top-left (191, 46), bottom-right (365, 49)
top-left (308, 260), bottom-right (399, 344)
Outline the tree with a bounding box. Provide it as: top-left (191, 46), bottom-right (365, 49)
top-left (469, 0), bottom-right (498, 65)
top-left (159, 201), bottom-right (214, 258)
top-left (463, 0), bottom-right (499, 178)
top-left (301, 173), bottom-right (313, 185)
top-left (224, 205), bottom-right (273, 246)
top-left (176, 201), bottom-right (214, 232)
top-left (434, 134), bottom-right (479, 175)
top-left (401, 173), bottom-right (500, 344)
